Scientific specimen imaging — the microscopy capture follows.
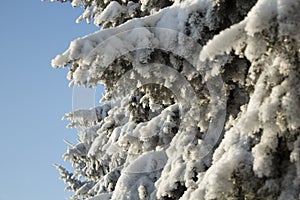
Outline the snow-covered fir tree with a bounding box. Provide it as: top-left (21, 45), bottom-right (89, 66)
top-left (51, 0), bottom-right (300, 199)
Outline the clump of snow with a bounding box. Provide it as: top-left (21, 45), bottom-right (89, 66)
top-left (94, 1), bottom-right (126, 26)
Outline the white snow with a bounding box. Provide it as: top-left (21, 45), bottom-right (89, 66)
top-left (53, 0), bottom-right (300, 199)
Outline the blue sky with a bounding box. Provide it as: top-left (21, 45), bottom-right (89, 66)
top-left (0, 1), bottom-right (100, 199)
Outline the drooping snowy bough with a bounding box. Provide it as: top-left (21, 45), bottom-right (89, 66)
top-left (52, 0), bottom-right (300, 199)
